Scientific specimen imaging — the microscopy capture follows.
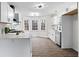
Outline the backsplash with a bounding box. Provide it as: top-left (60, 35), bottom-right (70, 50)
top-left (0, 23), bottom-right (8, 38)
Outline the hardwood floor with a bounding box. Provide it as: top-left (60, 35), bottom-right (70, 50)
top-left (32, 37), bottom-right (78, 57)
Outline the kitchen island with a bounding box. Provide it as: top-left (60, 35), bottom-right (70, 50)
top-left (0, 33), bottom-right (32, 57)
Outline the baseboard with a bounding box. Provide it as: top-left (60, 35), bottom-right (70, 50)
top-left (72, 48), bottom-right (79, 52)
top-left (61, 48), bottom-right (78, 52)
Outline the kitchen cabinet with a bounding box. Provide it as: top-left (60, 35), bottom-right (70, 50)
top-left (0, 2), bottom-right (8, 23)
top-left (55, 30), bottom-right (61, 47)
top-left (48, 30), bottom-right (55, 42)
top-left (0, 38), bottom-right (31, 57)
top-left (0, 2), bottom-right (13, 24)
top-left (7, 4), bottom-right (14, 23)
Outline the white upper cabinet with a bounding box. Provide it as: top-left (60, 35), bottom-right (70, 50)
top-left (7, 4), bottom-right (14, 23)
top-left (0, 2), bottom-right (14, 23)
top-left (1, 2), bottom-right (8, 23)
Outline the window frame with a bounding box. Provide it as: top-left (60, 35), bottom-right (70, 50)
top-left (32, 20), bottom-right (38, 30)
top-left (24, 20), bottom-right (29, 30)
top-left (41, 20), bottom-right (45, 30)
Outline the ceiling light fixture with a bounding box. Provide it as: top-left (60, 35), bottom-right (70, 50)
top-left (34, 3), bottom-right (47, 9)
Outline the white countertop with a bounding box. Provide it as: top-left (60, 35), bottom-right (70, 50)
top-left (0, 32), bottom-right (31, 39)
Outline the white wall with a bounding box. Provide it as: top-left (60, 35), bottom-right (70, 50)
top-left (62, 14), bottom-right (78, 52)
top-left (62, 15), bottom-right (73, 48)
top-left (73, 14), bottom-right (78, 52)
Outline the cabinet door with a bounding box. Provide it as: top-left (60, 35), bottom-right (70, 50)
top-left (55, 31), bottom-right (60, 45)
top-left (7, 4), bottom-right (14, 23)
top-left (1, 2), bottom-right (8, 23)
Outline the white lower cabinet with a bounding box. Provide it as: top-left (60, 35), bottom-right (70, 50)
top-left (55, 31), bottom-right (61, 46)
top-left (0, 38), bottom-right (31, 57)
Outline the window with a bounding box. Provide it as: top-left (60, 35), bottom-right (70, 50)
top-left (41, 20), bottom-right (45, 30)
top-left (24, 20), bottom-right (29, 30)
top-left (32, 20), bottom-right (38, 30)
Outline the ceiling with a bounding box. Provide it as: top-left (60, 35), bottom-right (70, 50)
top-left (8, 2), bottom-right (77, 16)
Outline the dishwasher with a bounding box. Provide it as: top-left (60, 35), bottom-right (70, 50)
top-left (55, 31), bottom-right (61, 47)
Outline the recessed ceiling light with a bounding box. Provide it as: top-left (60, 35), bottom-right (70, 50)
top-left (29, 12), bottom-right (40, 16)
